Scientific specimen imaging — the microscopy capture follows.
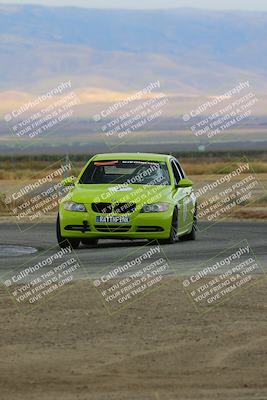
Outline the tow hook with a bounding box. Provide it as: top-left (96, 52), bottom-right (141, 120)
top-left (82, 220), bottom-right (89, 233)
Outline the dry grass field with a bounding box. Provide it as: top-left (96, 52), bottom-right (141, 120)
top-left (1, 277), bottom-right (267, 400)
top-left (0, 155), bottom-right (266, 219)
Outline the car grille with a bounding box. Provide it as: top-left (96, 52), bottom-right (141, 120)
top-left (92, 203), bottom-right (112, 213)
top-left (94, 225), bottom-right (131, 232)
top-left (64, 224), bottom-right (91, 232)
top-left (114, 203), bottom-right (136, 213)
top-left (136, 226), bottom-right (164, 232)
top-left (92, 202), bottom-right (136, 214)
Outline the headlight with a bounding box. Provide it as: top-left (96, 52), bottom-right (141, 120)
top-left (141, 203), bottom-right (169, 213)
top-left (63, 202), bottom-right (87, 212)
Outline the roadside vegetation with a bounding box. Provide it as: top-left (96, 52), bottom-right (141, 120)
top-left (0, 151), bottom-right (266, 218)
top-left (0, 151), bottom-right (267, 180)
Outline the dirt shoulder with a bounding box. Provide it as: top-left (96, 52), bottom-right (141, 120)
top-left (0, 277), bottom-right (267, 400)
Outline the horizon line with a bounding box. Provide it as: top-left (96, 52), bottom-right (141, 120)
top-left (0, 2), bottom-right (267, 13)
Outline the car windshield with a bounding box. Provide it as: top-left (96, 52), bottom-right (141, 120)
top-left (79, 160), bottom-right (170, 185)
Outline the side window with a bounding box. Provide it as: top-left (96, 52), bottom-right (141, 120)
top-left (171, 161), bottom-right (181, 185)
top-left (174, 161), bottom-right (185, 179)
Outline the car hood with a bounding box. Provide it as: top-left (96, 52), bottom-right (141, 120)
top-left (69, 184), bottom-right (174, 204)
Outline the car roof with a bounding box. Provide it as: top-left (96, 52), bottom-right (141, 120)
top-left (92, 153), bottom-right (171, 162)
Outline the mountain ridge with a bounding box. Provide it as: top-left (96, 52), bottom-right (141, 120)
top-left (0, 4), bottom-right (267, 103)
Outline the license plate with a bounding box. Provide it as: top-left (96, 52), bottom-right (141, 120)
top-left (96, 216), bottom-right (130, 223)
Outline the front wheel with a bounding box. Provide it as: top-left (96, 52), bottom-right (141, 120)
top-left (56, 214), bottom-right (80, 249)
top-left (179, 207), bottom-right (197, 242)
top-left (159, 208), bottom-right (178, 245)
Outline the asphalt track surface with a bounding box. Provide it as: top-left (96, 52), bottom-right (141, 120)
top-left (0, 220), bottom-right (266, 282)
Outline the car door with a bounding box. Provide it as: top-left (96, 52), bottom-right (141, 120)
top-left (171, 160), bottom-right (194, 235)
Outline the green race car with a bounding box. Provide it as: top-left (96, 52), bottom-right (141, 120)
top-left (57, 153), bottom-right (197, 248)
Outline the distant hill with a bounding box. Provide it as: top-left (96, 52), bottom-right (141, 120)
top-left (1, 4), bottom-right (267, 94)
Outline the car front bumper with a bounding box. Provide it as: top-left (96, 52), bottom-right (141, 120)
top-left (59, 206), bottom-right (173, 240)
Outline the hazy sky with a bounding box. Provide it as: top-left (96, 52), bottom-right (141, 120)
top-left (1, 0), bottom-right (267, 11)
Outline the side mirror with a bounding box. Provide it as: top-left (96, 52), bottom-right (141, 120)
top-left (176, 178), bottom-right (193, 188)
top-left (61, 176), bottom-right (76, 187)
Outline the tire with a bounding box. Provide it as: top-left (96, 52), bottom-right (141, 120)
top-left (179, 206), bottom-right (197, 242)
top-left (159, 208), bottom-right (178, 245)
top-left (81, 238), bottom-right (99, 247)
top-left (56, 214), bottom-right (80, 249)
